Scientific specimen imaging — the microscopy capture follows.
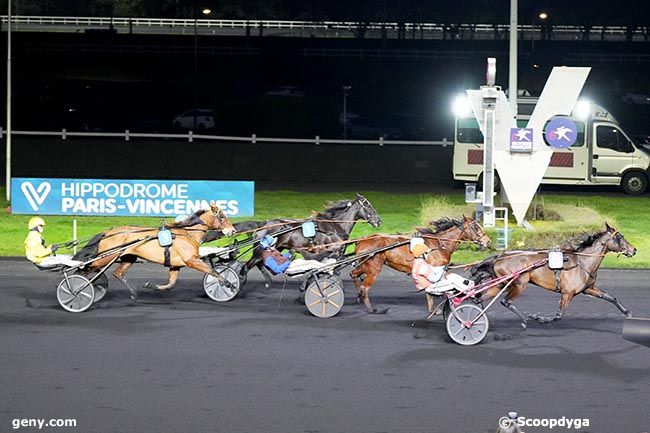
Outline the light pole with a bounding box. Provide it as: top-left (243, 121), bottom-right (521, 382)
top-left (531, 12), bottom-right (548, 64)
top-left (5, 0), bottom-right (12, 203)
top-left (342, 86), bottom-right (351, 140)
top-left (193, 6), bottom-right (212, 131)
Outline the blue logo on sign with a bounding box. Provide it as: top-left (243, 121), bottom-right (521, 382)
top-left (510, 128), bottom-right (533, 153)
top-left (11, 178), bottom-right (255, 217)
top-left (544, 116), bottom-right (577, 149)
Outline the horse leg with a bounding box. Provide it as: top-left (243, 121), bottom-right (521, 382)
top-left (353, 262), bottom-right (387, 314)
top-left (183, 258), bottom-right (237, 290)
top-left (144, 268), bottom-right (180, 292)
top-left (501, 298), bottom-right (528, 330)
top-left (113, 261), bottom-right (138, 300)
top-left (258, 263), bottom-right (274, 289)
top-left (584, 286), bottom-right (633, 317)
top-left (529, 292), bottom-right (574, 324)
top-left (491, 276), bottom-right (529, 329)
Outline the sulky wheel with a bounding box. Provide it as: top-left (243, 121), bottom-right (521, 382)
top-left (304, 275), bottom-right (345, 318)
top-left (75, 270), bottom-right (108, 303)
top-left (92, 273), bottom-right (109, 303)
top-left (57, 274), bottom-right (95, 313)
top-left (443, 297), bottom-right (484, 321)
top-left (446, 303), bottom-right (489, 346)
top-left (203, 264), bottom-right (240, 302)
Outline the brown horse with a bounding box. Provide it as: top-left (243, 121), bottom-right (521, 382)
top-left (75, 204), bottom-right (236, 299)
top-left (350, 216), bottom-right (491, 314)
top-left (469, 223), bottom-right (636, 329)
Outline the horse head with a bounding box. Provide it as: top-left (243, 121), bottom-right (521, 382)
top-left (462, 215), bottom-right (491, 250)
top-left (204, 202), bottom-right (236, 237)
top-left (354, 193), bottom-right (382, 228)
top-left (605, 222), bottom-right (636, 257)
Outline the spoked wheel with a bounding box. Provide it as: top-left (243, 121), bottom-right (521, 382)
top-left (443, 297), bottom-right (484, 321)
top-left (57, 275), bottom-right (95, 313)
top-left (203, 264), bottom-right (240, 302)
top-left (304, 275), bottom-right (344, 318)
top-left (79, 271), bottom-right (108, 303)
top-left (92, 273), bottom-right (108, 303)
top-left (446, 303), bottom-right (489, 346)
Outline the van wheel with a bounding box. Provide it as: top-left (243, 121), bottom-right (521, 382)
top-left (621, 172), bottom-right (647, 195)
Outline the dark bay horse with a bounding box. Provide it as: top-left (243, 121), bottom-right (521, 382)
top-left (241, 194), bottom-right (382, 286)
top-left (470, 223), bottom-right (636, 328)
top-left (75, 204), bottom-right (236, 298)
top-left (350, 216), bottom-right (491, 314)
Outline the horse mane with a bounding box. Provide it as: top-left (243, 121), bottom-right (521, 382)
top-left (72, 232), bottom-right (105, 262)
top-left (415, 217), bottom-right (463, 235)
top-left (314, 199), bottom-right (354, 219)
top-left (166, 209), bottom-right (206, 228)
top-left (468, 254), bottom-right (500, 286)
top-left (561, 230), bottom-right (608, 252)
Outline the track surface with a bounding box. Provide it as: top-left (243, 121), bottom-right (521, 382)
top-left (1, 260), bottom-right (649, 433)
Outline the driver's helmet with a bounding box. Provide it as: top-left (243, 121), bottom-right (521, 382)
top-left (260, 235), bottom-right (277, 249)
top-left (28, 217), bottom-right (46, 230)
top-left (411, 243), bottom-right (429, 258)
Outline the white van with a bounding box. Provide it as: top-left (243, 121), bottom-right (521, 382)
top-left (452, 97), bottom-right (650, 194)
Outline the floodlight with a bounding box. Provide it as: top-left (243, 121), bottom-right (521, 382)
top-left (575, 100), bottom-right (591, 119)
top-left (452, 94), bottom-right (472, 117)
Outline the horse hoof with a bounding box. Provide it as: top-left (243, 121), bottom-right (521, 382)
top-left (626, 312), bottom-right (634, 318)
top-left (520, 322), bottom-right (528, 331)
top-left (264, 283), bottom-right (270, 289)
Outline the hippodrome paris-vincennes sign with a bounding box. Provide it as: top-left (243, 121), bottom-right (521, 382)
top-left (11, 178), bottom-right (255, 217)
top-left (466, 66), bottom-right (590, 224)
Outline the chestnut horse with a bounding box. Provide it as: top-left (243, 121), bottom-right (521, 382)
top-left (350, 216), bottom-right (491, 314)
top-left (469, 223), bottom-right (636, 328)
top-left (74, 204), bottom-right (236, 299)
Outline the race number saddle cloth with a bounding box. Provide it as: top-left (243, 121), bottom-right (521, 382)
top-left (425, 272), bottom-right (475, 296)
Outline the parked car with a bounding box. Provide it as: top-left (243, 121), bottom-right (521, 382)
top-left (173, 109), bottom-right (215, 130)
top-left (265, 86), bottom-right (306, 97)
top-left (622, 92), bottom-right (650, 105)
top-left (379, 113), bottom-right (434, 140)
top-left (345, 116), bottom-right (400, 139)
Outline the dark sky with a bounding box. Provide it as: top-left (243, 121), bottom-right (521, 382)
top-left (1, 0), bottom-right (650, 25)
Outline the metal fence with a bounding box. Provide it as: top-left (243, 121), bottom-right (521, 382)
top-left (1, 15), bottom-right (648, 41)
top-left (0, 129), bottom-right (451, 147)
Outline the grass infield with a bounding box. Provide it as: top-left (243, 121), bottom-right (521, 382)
top-left (1, 187), bottom-right (648, 268)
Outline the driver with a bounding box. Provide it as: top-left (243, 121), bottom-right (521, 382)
top-left (410, 243), bottom-right (451, 295)
top-left (24, 217), bottom-right (82, 268)
top-left (260, 235), bottom-right (334, 275)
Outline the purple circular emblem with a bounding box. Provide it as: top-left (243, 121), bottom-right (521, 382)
top-left (544, 116), bottom-right (578, 149)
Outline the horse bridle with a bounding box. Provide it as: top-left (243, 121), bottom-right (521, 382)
top-left (462, 219), bottom-right (487, 247)
top-left (355, 195), bottom-right (380, 225)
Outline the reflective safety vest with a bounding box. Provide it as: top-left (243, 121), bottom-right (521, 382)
top-left (24, 230), bottom-right (52, 264)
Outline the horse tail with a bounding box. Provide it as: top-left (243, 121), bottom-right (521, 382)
top-left (72, 232), bottom-right (106, 262)
top-left (468, 255), bottom-right (499, 285)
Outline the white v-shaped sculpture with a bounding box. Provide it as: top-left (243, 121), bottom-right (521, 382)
top-left (467, 67), bottom-right (591, 224)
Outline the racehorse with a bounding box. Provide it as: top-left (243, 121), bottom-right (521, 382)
top-left (240, 194), bottom-right (382, 286)
top-left (74, 204), bottom-right (236, 298)
top-left (469, 223), bottom-right (636, 328)
top-left (350, 216), bottom-right (491, 314)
